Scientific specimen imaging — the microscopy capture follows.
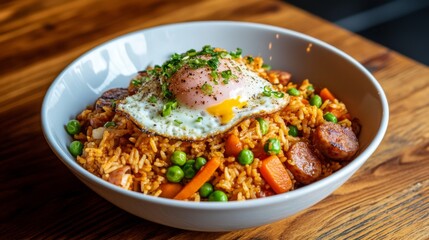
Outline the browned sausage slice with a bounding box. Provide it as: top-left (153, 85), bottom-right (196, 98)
top-left (95, 88), bottom-right (129, 110)
top-left (286, 141), bottom-right (322, 184)
top-left (313, 122), bottom-right (359, 161)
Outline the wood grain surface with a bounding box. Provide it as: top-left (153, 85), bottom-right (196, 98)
top-left (1, 0), bottom-right (428, 239)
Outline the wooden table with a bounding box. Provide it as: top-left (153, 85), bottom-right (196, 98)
top-left (1, 0), bottom-right (428, 239)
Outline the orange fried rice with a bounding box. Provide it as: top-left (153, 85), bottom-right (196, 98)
top-left (71, 54), bottom-right (354, 201)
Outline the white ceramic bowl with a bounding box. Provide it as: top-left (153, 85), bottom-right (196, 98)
top-left (42, 21), bottom-right (389, 231)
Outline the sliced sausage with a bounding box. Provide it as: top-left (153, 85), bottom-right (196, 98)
top-left (286, 141), bottom-right (322, 184)
top-left (95, 88), bottom-right (129, 110)
top-left (313, 122), bottom-right (359, 161)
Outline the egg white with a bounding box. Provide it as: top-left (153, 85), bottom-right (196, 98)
top-left (117, 62), bottom-right (289, 140)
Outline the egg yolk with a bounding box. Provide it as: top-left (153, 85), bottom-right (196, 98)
top-left (206, 97), bottom-right (247, 124)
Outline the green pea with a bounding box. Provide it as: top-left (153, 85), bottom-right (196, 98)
top-left (194, 157), bottom-right (207, 170)
top-left (208, 190), bottom-right (228, 202)
top-left (183, 160), bottom-right (196, 179)
top-left (324, 112), bottom-right (338, 123)
top-left (264, 138), bottom-right (281, 155)
top-left (256, 117), bottom-right (269, 135)
top-left (69, 140), bottom-right (83, 157)
top-left (287, 87), bottom-right (300, 96)
top-left (237, 149), bottom-right (254, 165)
top-left (288, 125), bottom-right (299, 137)
top-left (310, 95), bottom-right (322, 108)
top-left (166, 166), bottom-right (184, 183)
top-left (199, 182), bottom-right (214, 197)
top-left (66, 120), bottom-right (81, 135)
top-left (171, 151), bottom-right (187, 166)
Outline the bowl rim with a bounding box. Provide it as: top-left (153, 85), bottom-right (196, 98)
top-left (41, 20), bottom-right (389, 210)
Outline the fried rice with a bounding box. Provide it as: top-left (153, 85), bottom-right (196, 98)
top-left (71, 54), bottom-right (354, 201)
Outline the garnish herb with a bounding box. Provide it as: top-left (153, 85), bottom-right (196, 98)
top-left (196, 117), bottom-right (203, 123)
top-left (272, 91), bottom-right (285, 98)
top-left (139, 46), bottom-right (249, 117)
top-left (131, 79), bottom-right (142, 86)
top-left (263, 86), bottom-right (272, 97)
top-left (110, 100), bottom-right (117, 108)
top-left (247, 56), bottom-right (254, 63)
top-left (148, 95), bottom-right (157, 103)
top-left (174, 119), bottom-right (183, 125)
top-left (188, 58), bottom-right (207, 69)
top-left (104, 121), bottom-right (116, 128)
top-left (229, 48), bottom-right (242, 58)
top-left (207, 57), bottom-right (219, 70)
top-left (201, 45), bottom-right (215, 55)
top-left (263, 86), bottom-right (284, 98)
top-left (221, 70), bottom-right (236, 84)
top-left (261, 63), bottom-right (272, 71)
top-left (161, 82), bottom-right (173, 99)
top-left (221, 70), bottom-right (231, 84)
top-left (210, 70), bottom-right (219, 84)
top-left (201, 83), bottom-right (213, 95)
top-left (162, 100), bottom-right (178, 117)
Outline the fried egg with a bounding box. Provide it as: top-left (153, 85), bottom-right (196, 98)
top-left (117, 51), bottom-right (289, 140)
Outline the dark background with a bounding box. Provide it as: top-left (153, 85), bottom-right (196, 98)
top-left (284, 0), bottom-right (429, 65)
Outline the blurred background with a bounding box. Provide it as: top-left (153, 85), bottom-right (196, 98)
top-left (284, 0), bottom-right (429, 65)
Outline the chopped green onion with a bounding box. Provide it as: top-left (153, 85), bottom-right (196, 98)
top-left (262, 63), bottom-right (272, 71)
top-left (272, 91), bottom-right (285, 98)
top-left (221, 70), bottom-right (232, 82)
top-left (162, 100), bottom-right (177, 117)
top-left (186, 49), bottom-right (197, 57)
top-left (161, 82), bottom-right (172, 99)
top-left (262, 86), bottom-right (284, 98)
top-left (201, 45), bottom-right (214, 55)
top-left (219, 51), bottom-right (229, 58)
top-left (174, 119), bottom-right (183, 125)
top-left (148, 95), bottom-right (157, 103)
top-left (263, 86), bottom-right (272, 97)
top-left (131, 79), bottom-right (142, 86)
top-left (104, 121), bottom-right (116, 128)
top-left (171, 53), bottom-right (181, 60)
top-left (188, 58), bottom-right (207, 69)
top-left (229, 48), bottom-right (242, 58)
top-left (201, 83), bottom-right (213, 95)
top-left (110, 100), bottom-right (117, 108)
top-left (196, 116), bottom-right (203, 122)
top-left (210, 70), bottom-right (219, 84)
top-left (207, 57), bottom-right (219, 70)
